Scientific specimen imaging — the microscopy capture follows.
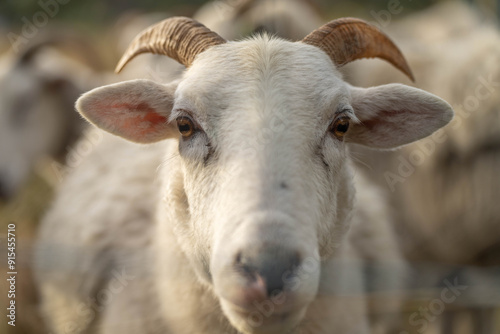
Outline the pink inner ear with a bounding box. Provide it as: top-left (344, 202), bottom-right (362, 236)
top-left (118, 102), bottom-right (166, 126)
top-left (96, 101), bottom-right (169, 141)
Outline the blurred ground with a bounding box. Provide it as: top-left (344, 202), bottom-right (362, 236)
top-left (1, 170), bottom-right (53, 334)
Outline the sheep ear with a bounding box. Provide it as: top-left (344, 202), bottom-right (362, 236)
top-left (76, 79), bottom-right (178, 143)
top-left (346, 83), bottom-right (454, 148)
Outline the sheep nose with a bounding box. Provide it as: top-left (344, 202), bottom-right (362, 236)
top-left (235, 246), bottom-right (301, 297)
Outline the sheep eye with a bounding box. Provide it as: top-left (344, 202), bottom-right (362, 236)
top-left (176, 116), bottom-right (195, 138)
top-left (330, 116), bottom-right (350, 139)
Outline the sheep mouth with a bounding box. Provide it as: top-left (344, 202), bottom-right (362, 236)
top-left (220, 297), bottom-right (307, 334)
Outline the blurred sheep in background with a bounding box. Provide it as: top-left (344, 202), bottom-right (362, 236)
top-left (347, 0), bottom-right (500, 267)
top-left (194, 0), bottom-right (323, 40)
top-left (0, 33), bottom-right (104, 201)
top-left (345, 2), bottom-right (500, 332)
top-left (0, 30), bottom-right (110, 334)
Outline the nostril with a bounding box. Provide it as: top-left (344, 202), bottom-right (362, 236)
top-left (260, 252), bottom-right (301, 296)
top-left (234, 251), bottom-right (256, 278)
top-left (235, 249), bottom-right (302, 297)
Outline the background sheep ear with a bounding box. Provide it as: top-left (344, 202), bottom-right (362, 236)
top-left (347, 83), bottom-right (454, 149)
top-left (76, 79), bottom-right (178, 143)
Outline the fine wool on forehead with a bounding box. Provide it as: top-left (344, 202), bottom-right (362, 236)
top-left (177, 33), bottom-right (349, 122)
top-left (188, 32), bottom-right (344, 82)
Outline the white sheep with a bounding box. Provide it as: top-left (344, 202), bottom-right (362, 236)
top-left (194, 0), bottom-right (323, 41)
top-left (35, 17), bottom-right (453, 334)
top-left (0, 35), bottom-right (100, 199)
top-left (346, 1), bottom-right (500, 266)
top-left (345, 4), bottom-right (500, 331)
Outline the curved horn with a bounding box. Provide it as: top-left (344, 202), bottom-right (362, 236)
top-left (302, 18), bottom-right (414, 81)
top-left (116, 17), bottom-right (226, 73)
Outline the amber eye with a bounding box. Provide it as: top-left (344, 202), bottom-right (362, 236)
top-left (176, 116), bottom-right (195, 137)
top-left (330, 116), bottom-right (350, 139)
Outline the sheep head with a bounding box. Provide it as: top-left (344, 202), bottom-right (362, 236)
top-left (76, 17), bottom-right (452, 334)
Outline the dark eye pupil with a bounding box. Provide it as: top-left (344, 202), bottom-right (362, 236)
top-left (176, 116), bottom-right (195, 137)
top-left (178, 123), bottom-right (191, 133)
top-left (336, 122), bottom-right (349, 133)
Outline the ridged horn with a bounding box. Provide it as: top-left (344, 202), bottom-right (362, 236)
top-left (302, 18), bottom-right (414, 81)
top-left (115, 17), bottom-right (226, 73)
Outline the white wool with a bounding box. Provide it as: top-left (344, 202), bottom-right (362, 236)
top-left (35, 32), bottom-right (452, 334)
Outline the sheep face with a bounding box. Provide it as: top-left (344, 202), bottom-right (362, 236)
top-left (170, 38), bottom-right (355, 333)
top-left (77, 35), bottom-right (453, 334)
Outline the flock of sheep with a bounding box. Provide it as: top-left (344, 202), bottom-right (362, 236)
top-left (1, 1), bottom-right (499, 333)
